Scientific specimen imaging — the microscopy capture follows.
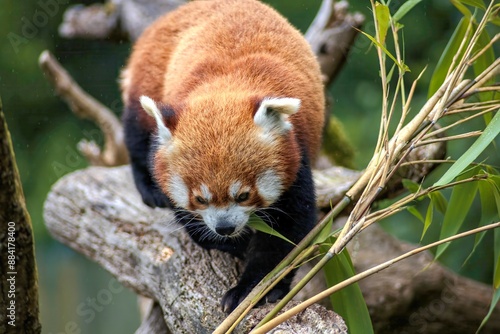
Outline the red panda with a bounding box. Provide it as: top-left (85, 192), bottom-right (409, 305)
top-left (121, 0), bottom-right (325, 313)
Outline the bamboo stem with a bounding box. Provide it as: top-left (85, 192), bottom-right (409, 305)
top-left (214, 196), bottom-right (352, 334)
top-left (417, 131), bottom-right (483, 147)
top-left (425, 106), bottom-right (498, 138)
top-left (251, 222), bottom-right (500, 334)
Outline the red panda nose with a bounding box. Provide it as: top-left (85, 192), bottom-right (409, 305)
top-left (215, 224), bottom-right (236, 236)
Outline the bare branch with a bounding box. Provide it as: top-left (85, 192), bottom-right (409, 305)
top-left (305, 0), bottom-right (365, 85)
top-left (43, 166), bottom-right (347, 333)
top-left (59, 0), bottom-right (187, 41)
top-left (39, 50), bottom-right (128, 166)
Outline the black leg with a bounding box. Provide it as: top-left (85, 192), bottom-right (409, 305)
top-left (221, 152), bottom-right (317, 313)
top-left (123, 106), bottom-right (173, 208)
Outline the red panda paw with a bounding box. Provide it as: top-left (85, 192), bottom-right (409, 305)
top-left (221, 284), bottom-right (254, 314)
top-left (138, 186), bottom-right (174, 209)
top-left (221, 284), bottom-right (254, 313)
top-left (221, 283), bottom-right (289, 313)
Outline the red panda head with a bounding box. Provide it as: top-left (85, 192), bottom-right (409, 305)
top-left (140, 93), bottom-right (301, 237)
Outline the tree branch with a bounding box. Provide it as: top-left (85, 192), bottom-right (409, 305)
top-left (0, 98), bottom-right (41, 333)
top-left (39, 50), bottom-right (128, 166)
top-left (44, 166), bottom-right (500, 333)
top-left (59, 0), bottom-right (187, 41)
top-left (305, 0), bottom-right (365, 86)
top-left (43, 166), bottom-right (347, 333)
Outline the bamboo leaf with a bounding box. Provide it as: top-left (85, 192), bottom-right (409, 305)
top-left (490, 15), bottom-right (500, 26)
top-left (488, 175), bottom-right (500, 217)
top-left (248, 214), bottom-right (295, 245)
top-left (463, 180), bottom-right (498, 266)
top-left (322, 246), bottom-right (373, 334)
top-left (451, 0), bottom-right (474, 19)
top-left (473, 29), bottom-right (496, 103)
top-left (402, 178), bottom-right (420, 193)
top-left (428, 18), bottom-right (470, 97)
top-left (484, 177), bottom-right (500, 286)
top-left (375, 2), bottom-right (391, 45)
top-left (460, 0), bottom-right (486, 9)
top-left (434, 110), bottom-right (500, 187)
top-left (421, 202), bottom-right (434, 241)
top-left (429, 191), bottom-right (448, 214)
top-left (386, 62), bottom-right (396, 83)
top-left (476, 288), bottom-right (500, 333)
top-left (407, 206), bottom-right (424, 223)
top-left (392, 0), bottom-right (422, 22)
top-left (312, 216), bottom-right (334, 245)
top-left (358, 29), bottom-right (410, 72)
top-left (494, 228), bottom-right (500, 289)
top-left (436, 168), bottom-right (480, 259)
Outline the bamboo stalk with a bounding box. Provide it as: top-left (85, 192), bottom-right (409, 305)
top-left (225, 245), bottom-right (318, 333)
top-left (234, 3), bottom-right (499, 332)
top-left (417, 131), bottom-right (483, 147)
top-left (467, 33), bottom-right (499, 64)
top-left (425, 106), bottom-right (498, 138)
top-left (251, 222), bottom-right (500, 334)
top-left (213, 196), bottom-right (352, 334)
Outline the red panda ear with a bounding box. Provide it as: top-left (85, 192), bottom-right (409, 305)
top-left (140, 95), bottom-right (173, 144)
top-left (254, 97), bottom-right (300, 134)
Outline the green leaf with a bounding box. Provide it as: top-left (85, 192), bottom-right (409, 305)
top-left (451, 0), bottom-right (474, 19)
top-left (473, 29), bottom-right (496, 103)
top-left (428, 18), bottom-right (470, 97)
top-left (490, 15), bottom-right (500, 26)
top-left (460, 0), bottom-right (486, 9)
top-left (429, 191), bottom-right (448, 214)
top-left (392, 0), bottom-right (422, 22)
top-left (375, 2), bottom-right (391, 45)
top-left (494, 228), bottom-right (500, 289)
top-left (248, 214), bottom-right (295, 245)
top-left (312, 216), bottom-right (334, 245)
top-left (386, 62), bottom-right (397, 83)
top-left (421, 202), bottom-right (434, 241)
top-left (407, 206), bottom-right (424, 223)
top-left (434, 110), bottom-right (500, 187)
top-left (435, 168), bottom-right (480, 259)
top-left (322, 246), bottom-right (374, 334)
top-left (463, 180), bottom-right (498, 266)
top-left (476, 288), bottom-right (500, 333)
top-left (402, 178), bottom-right (420, 193)
top-left (488, 175), bottom-right (500, 217)
top-left (358, 29), bottom-right (410, 72)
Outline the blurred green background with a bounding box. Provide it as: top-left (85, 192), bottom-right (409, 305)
top-left (1, 0), bottom-right (498, 333)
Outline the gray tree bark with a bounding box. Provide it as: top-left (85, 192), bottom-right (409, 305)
top-left (43, 166), bottom-right (500, 333)
top-left (44, 166), bottom-right (348, 333)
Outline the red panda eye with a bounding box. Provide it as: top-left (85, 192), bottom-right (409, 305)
top-left (195, 196), bottom-right (208, 205)
top-left (235, 192), bottom-right (250, 203)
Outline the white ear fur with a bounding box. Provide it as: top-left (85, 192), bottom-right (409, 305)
top-left (254, 97), bottom-right (300, 134)
top-left (140, 95), bottom-right (172, 144)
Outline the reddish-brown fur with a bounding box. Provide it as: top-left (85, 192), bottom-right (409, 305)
top-left (122, 0), bottom-right (324, 206)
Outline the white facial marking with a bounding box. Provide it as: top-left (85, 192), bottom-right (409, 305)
top-left (200, 183), bottom-right (212, 202)
top-left (198, 205), bottom-right (251, 236)
top-left (168, 174), bottom-right (189, 208)
top-left (140, 95), bottom-right (172, 145)
top-left (254, 97), bottom-right (301, 140)
top-left (256, 169), bottom-right (283, 206)
top-left (229, 181), bottom-right (242, 198)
